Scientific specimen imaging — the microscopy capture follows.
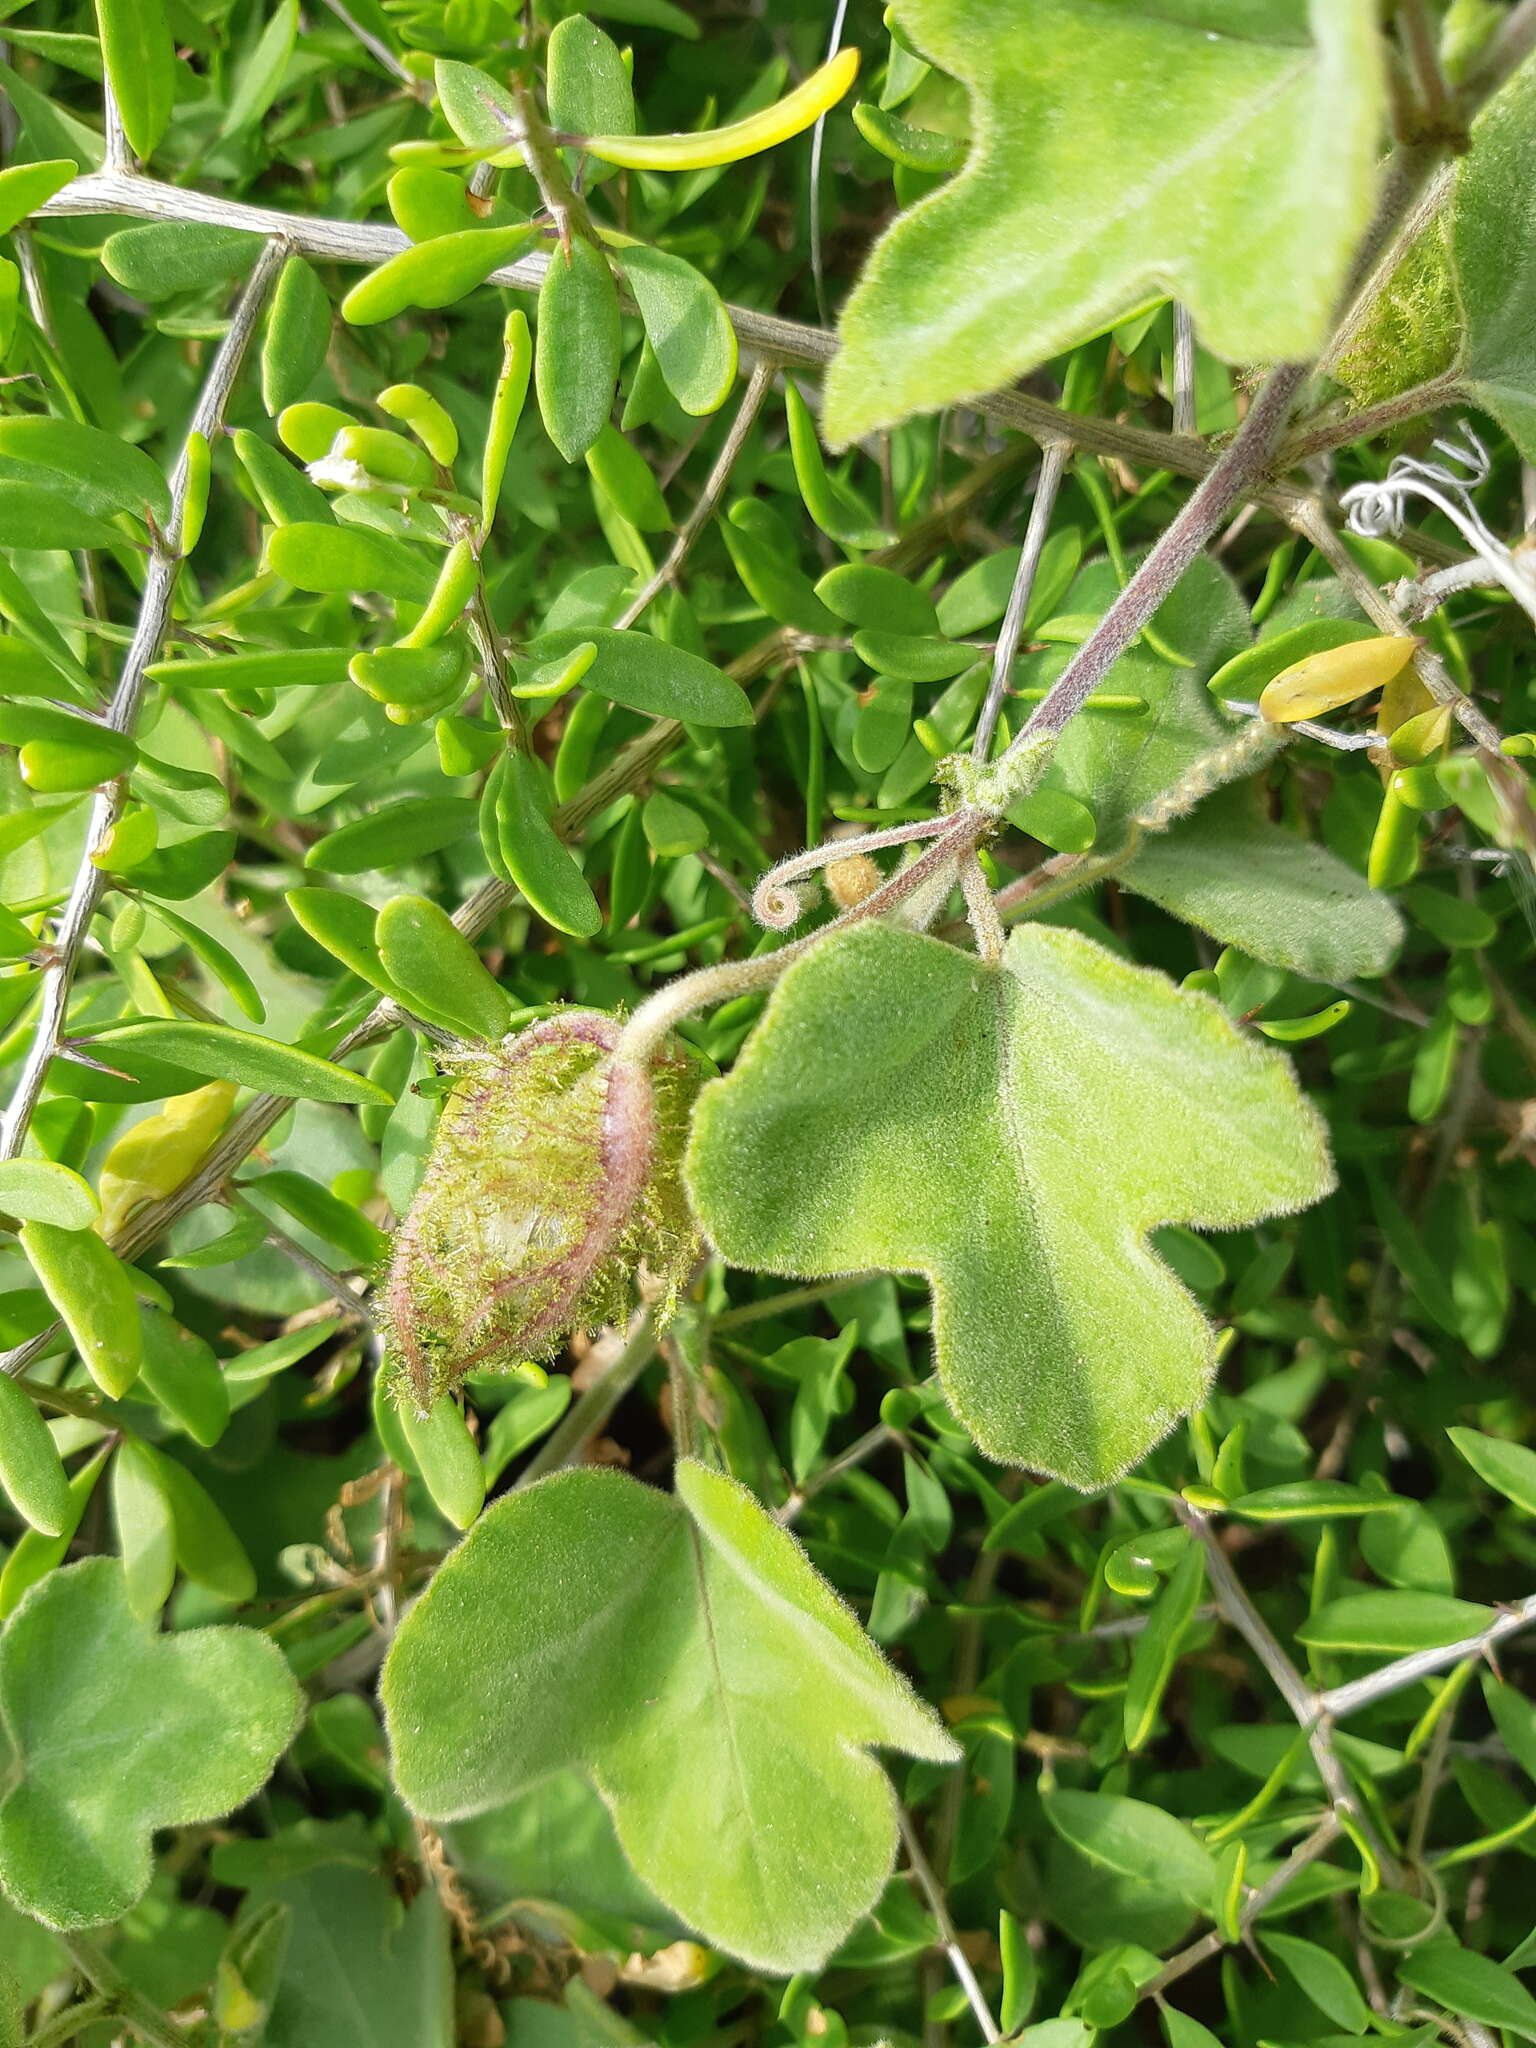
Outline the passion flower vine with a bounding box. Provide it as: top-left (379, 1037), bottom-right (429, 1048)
top-left (379, 1012), bottom-right (699, 1406)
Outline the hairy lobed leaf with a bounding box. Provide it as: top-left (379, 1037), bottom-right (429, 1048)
top-left (0, 1559), bottom-right (301, 1930)
top-left (686, 922), bottom-right (1334, 1487)
top-left (382, 1459), bottom-right (958, 1972)
top-left (823, 0), bottom-right (1383, 443)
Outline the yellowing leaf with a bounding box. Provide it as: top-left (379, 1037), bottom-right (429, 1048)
top-left (1259, 634), bottom-right (1419, 723)
top-left (382, 1459), bottom-right (957, 1971)
top-left (686, 922), bottom-right (1333, 1488)
top-left (823, 0), bottom-right (1382, 444)
top-left (97, 1082), bottom-right (238, 1240)
top-left (581, 48), bottom-right (858, 169)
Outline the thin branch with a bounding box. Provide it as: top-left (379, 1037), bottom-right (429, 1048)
top-left (616, 361), bottom-right (776, 630)
top-left (1320, 1591), bottom-right (1536, 1720)
top-left (897, 1809), bottom-right (1002, 2044)
top-left (1181, 1506), bottom-right (1401, 1884)
top-left (0, 235), bottom-right (286, 1165)
top-left (777, 1422), bottom-right (897, 1526)
top-left (972, 440), bottom-right (1069, 761)
top-left (31, 172), bottom-right (1469, 567)
top-left (1280, 370), bottom-right (1464, 465)
top-left (261, 1223), bottom-right (377, 1336)
top-left (317, 0), bottom-right (423, 87)
top-left (1140, 1815), bottom-right (1343, 2003)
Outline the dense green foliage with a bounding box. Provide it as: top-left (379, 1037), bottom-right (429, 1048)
top-left (1, 3), bottom-right (1536, 2046)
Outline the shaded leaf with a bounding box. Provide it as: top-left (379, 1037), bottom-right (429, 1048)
top-left (0, 1558), bottom-right (299, 1929)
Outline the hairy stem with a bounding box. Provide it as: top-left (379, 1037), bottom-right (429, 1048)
top-left (1002, 364), bottom-right (1308, 756)
top-left (59, 1936), bottom-right (195, 2048)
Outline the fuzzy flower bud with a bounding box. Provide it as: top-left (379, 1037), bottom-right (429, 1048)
top-left (380, 1012), bottom-right (699, 1406)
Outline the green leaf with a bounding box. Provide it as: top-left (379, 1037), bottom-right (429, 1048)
top-left (1262, 1930), bottom-right (1372, 2034)
top-left (484, 750), bottom-right (602, 937)
top-left (1397, 1940), bottom-right (1536, 2043)
top-left (87, 1019), bottom-right (392, 1105)
top-left (0, 160), bottom-right (76, 239)
top-left (586, 422), bottom-right (670, 531)
top-left (1227, 1481), bottom-right (1392, 1521)
top-left (0, 1557), bottom-right (299, 1929)
top-left (261, 256), bottom-right (331, 414)
top-left (148, 1447), bottom-right (257, 1603)
top-left (148, 903), bottom-right (266, 1024)
top-left (532, 628), bottom-right (752, 725)
top-left (1297, 1590), bottom-right (1494, 1653)
top-left (102, 222), bottom-right (265, 300)
top-left (1123, 1540), bottom-right (1204, 1750)
top-left (0, 1449), bottom-right (109, 1623)
top-left (686, 922), bottom-right (1332, 1488)
top-left (382, 1460), bottom-right (958, 1971)
top-left (617, 245), bottom-right (737, 417)
top-left (0, 1158), bottom-right (98, 1230)
top-left (0, 483), bottom-right (130, 553)
top-left (264, 522), bottom-right (437, 603)
top-left (1448, 1425), bottom-right (1536, 1515)
top-left (536, 236), bottom-right (622, 462)
top-left (397, 1394), bottom-right (486, 1530)
top-left (434, 58), bottom-right (519, 151)
top-left (0, 1372), bottom-right (71, 1538)
top-left (375, 894), bottom-right (513, 1042)
top-left (341, 225), bottom-right (537, 326)
top-left (220, 0), bottom-right (297, 136)
top-left (1125, 788), bottom-right (1404, 983)
top-left (136, 1306), bottom-right (231, 1448)
top-left (1042, 1787), bottom-right (1215, 1910)
top-left (95, 0), bottom-right (177, 160)
top-left (548, 14), bottom-right (635, 140)
top-left (0, 414), bottom-right (171, 528)
top-left (823, 0), bottom-right (1383, 443)
top-left (19, 1220), bottom-right (142, 1399)
top-left (111, 1438), bottom-right (178, 1620)
top-left (240, 1863), bottom-right (452, 2048)
top-left (1451, 59), bottom-right (1536, 461)
top-left (147, 648), bottom-right (354, 690)
top-left (304, 796), bottom-right (478, 875)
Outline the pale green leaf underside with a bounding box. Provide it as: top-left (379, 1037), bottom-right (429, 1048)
top-left (686, 923), bottom-right (1334, 1487)
top-left (0, 1558), bottom-right (301, 1930)
top-left (823, 0), bottom-right (1382, 443)
top-left (1125, 786), bottom-right (1404, 982)
top-left (382, 1460), bottom-right (957, 1973)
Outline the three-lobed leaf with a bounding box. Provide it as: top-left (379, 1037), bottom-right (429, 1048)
top-left (824, 0), bottom-right (1383, 443)
top-left (0, 1559), bottom-right (300, 1929)
top-left (687, 921), bottom-right (1333, 1487)
top-left (383, 1459), bottom-right (958, 1971)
